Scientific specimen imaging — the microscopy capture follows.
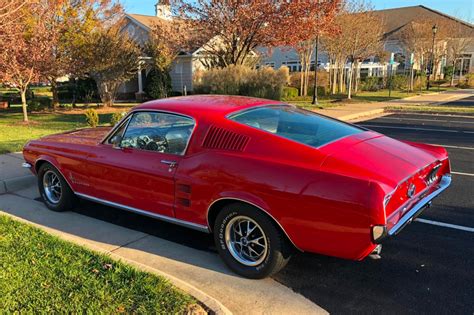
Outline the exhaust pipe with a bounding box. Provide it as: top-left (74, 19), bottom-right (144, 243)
top-left (369, 244), bottom-right (382, 260)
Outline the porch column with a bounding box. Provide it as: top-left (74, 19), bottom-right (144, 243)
top-left (137, 64), bottom-right (143, 94)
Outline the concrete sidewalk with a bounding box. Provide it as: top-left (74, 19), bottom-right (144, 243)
top-left (0, 179), bottom-right (327, 314)
top-left (0, 152), bottom-right (35, 194)
top-left (313, 89), bottom-right (474, 121)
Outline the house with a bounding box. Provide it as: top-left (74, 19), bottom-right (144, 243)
top-left (119, 0), bottom-right (209, 97)
top-left (260, 5), bottom-right (474, 80)
top-left (121, 3), bottom-right (474, 98)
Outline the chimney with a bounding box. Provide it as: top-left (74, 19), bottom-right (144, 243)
top-left (155, 0), bottom-right (172, 20)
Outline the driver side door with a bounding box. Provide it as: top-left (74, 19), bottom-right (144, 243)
top-left (86, 111), bottom-right (195, 218)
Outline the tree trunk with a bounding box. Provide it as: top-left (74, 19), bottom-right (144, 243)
top-left (450, 60), bottom-right (456, 87)
top-left (347, 62), bottom-right (354, 99)
top-left (50, 80), bottom-right (59, 109)
top-left (20, 88), bottom-right (28, 122)
top-left (300, 70), bottom-right (304, 96)
top-left (338, 62), bottom-right (344, 94)
top-left (332, 62), bottom-right (338, 95)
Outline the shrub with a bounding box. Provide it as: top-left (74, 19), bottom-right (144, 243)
top-left (27, 100), bottom-right (42, 112)
top-left (193, 65), bottom-right (290, 100)
top-left (282, 87), bottom-right (299, 99)
top-left (111, 111), bottom-right (126, 125)
top-left (84, 109), bottom-right (99, 128)
top-left (288, 71), bottom-right (329, 92)
top-left (390, 75), bottom-right (409, 90)
top-left (361, 77), bottom-right (381, 91)
top-left (459, 73), bottom-right (474, 88)
top-left (145, 68), bottom-right (172, 99)
top-left (27, 98), bottom-right (51, 112)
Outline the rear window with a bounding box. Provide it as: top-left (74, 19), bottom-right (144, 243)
top-left (228, 105), bottom-right (363, 148)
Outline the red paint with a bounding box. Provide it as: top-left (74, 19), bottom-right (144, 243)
top-left (23, 95), bottom-right (451, 260)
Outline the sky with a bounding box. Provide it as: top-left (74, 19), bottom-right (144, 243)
top-left (121, 0), bottom-right (474, 24)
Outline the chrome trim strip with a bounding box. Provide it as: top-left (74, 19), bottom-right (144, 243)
top-left (206, 197), bottom-right (303, 251)
top-left (76, 193), bottom-right (210, 233)
top-left (101, 109), bottom-right (198, 157)
top-left (387, 174), bottom-right (451, 237)
top-left (22, 162), bottom-right (32, 168)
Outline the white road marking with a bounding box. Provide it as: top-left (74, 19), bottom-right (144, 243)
top-left (381, 117), bottom-right (474, 124)
top-left (415, 218), bottom-right (474, 233)
top-left (360, 124), bottom-right (460, 133)
top-left (428, 144), bottom-right (474, 150)
top-left (452, 171), bottom-right (474, 177)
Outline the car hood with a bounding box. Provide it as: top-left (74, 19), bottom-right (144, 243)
top-left (37, 127), bottom-right (112, 146)
top-left (319, 131), bottom-right (438, 188)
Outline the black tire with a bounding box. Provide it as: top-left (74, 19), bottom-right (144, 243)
top-left (38, 163), bottom-right (76, 212)
top-left (214, 202), bottom-right (293, 279)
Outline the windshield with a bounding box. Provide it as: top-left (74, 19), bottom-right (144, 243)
top-left (228, 105), bottom-right (364, 148)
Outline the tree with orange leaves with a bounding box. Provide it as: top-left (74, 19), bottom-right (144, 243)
top-left (177, 0), bottom-right (341, 69)
top-left (0, 2), bottom-right (51, 122)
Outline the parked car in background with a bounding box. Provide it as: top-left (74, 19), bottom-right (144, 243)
top-left (22, 95), bottom-right (451, 278)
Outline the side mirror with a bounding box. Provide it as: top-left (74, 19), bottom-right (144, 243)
top-left (110, 135), bottom-right (122, 149)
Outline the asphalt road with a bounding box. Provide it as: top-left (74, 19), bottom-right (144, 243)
top-left (65, 111), bottom-right (473, 314)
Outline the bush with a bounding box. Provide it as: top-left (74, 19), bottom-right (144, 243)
top-left (145, 68), bottom-right (172, 99)
top-left (27, 100), bottom-right (42, 112)
top-left (193, 65), bottom-right (290, 100)
top-left (111, 111), bottom-right (127, 125)
top-left (282, 87), bottom-right (299, 99)
top-left (27, 98), bottom-right (51, 112)
top-left (361, 77), bottom-right (381, 91)
top-left (58, 79), bottom-right (99, 103)
top-left (288, 71), bottom-right (329, 92)
top-left (390, 75), bottom-right (409, 90)
top-left (84, 109), bottom-right (99, 128)
top-left (459, 73), bottom-right (474, 88)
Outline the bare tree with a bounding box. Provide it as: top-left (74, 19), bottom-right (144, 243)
top-left (446, 23), bottom-right (474, 86)
top-left (321, 0), bottom-right (384, 98)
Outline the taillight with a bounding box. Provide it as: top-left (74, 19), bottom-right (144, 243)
top-left (425, 164), bottom-right (441, 185)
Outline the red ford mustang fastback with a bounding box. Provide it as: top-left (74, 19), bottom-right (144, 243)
top-left (23, 95), bottom-right (451, 278)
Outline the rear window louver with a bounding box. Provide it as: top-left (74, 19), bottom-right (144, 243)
top-left (202, 125), bottom-right (250, 151)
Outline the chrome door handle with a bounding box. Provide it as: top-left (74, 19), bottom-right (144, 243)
top-left (161, 160), bottom-right (178, 169)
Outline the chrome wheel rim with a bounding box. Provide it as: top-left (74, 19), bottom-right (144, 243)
top-left (225, 216), bottom-right (268, 266)
top-left (43, 170), bottom-right (62, 204)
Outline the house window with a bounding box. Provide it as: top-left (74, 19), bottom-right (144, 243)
top-left (175, 62), bottom-right (183, 74)
top-left (282, 61), bottom-right (301, 72)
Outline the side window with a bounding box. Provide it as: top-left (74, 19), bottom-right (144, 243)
top-left (120, 111), bottom-right (195, 155)
top-left (107, 117), bottom-right (130, 144)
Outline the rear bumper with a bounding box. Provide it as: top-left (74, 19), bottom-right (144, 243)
top-left (374, 174), bottom-right (451, 244)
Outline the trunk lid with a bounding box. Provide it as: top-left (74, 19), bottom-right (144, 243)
top-left (320, 132), bottom-right (443, 217)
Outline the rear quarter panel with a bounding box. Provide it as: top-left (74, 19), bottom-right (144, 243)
top-left (178, 120), bottom-right (376, 260)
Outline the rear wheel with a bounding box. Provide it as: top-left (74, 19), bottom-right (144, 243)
top-left (214, 203), bottom-right (292, 279)
top-left (38, 163), bottom-right (75, 212)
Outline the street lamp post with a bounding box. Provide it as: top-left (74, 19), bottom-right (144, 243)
top-left (426, 24), bottom-right (438, 90)
top-left (312, 35), bottom-right (320, 105)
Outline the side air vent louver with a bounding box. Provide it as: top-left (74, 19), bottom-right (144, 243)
top-left (203, 125), bottom-right (250, 151)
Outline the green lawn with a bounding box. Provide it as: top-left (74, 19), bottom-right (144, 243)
top-left (0, 111), bottom-right (116, 154)
top-left (386, 105), bottom-right (474, 114)
top-left (0, 214), bottom-right (196, 313)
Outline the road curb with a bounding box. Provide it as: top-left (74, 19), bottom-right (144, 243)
top-left (0, 211), bottom-right (233, 315)
top-left (0, 175), bottom-right (35, 194)
top-left (107, 252), bottom-right (233, 315)
top-left (338, 108), bottom-right (386, 122)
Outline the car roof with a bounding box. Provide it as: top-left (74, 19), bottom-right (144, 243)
top-left (134, 95), bottom-right (286, 120)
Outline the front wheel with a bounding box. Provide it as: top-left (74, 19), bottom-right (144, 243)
top-left (38, 163), bottom-right (76, 212)
top-left (214, 203), bottom-right (292, 279)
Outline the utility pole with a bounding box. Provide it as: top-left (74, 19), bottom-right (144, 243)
top-left (311, 35), bottom-right (320, 105)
